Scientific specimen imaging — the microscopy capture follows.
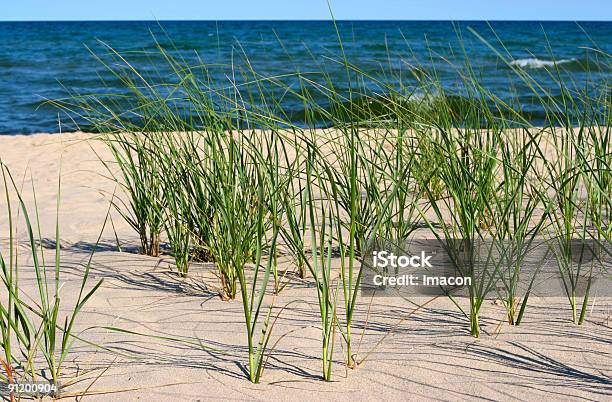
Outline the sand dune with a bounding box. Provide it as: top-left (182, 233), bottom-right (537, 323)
top-left (0, 132), bottom-right (610, 401)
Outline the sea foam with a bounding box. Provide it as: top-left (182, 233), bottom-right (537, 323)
top-left (510, 58), bottom-right (576, 69)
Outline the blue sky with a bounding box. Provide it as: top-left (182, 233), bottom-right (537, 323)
top-left (1, 0), bottom-right (611, 21)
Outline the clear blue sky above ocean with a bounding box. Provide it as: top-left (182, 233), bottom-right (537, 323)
top-left (1, 0), bottom-right (611, 21)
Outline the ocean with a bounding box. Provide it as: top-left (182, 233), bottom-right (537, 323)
top-left (0, 20), bottom-right (610, 134)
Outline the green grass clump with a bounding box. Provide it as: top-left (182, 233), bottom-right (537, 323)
top-left (0, 162), bottom-right (103, 394)
top-left (490, 128), bottom-right (548, 325)
top-left (303, 149), bottom-right (338, 381)
top-left (103, 133), bottom-right (165, 257)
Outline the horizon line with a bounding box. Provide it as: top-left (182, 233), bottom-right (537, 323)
top-left (1, 19), bottom-right (610, 23)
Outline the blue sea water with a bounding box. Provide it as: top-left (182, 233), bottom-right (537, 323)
top-left (0, 20), bottom-right (610, 134)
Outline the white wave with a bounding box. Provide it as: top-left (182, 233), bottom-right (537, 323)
top-left (510, 58), bottom-right (576, 69)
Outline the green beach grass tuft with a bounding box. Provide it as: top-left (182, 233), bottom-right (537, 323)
top-left (0, 162), bottom-right (104, 395)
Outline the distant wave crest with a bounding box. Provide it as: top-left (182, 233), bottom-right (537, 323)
top-left (510, 58), bottom-right (576, 69)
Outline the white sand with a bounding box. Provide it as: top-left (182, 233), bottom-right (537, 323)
top-left (0, 132), bottom-right (610, 401)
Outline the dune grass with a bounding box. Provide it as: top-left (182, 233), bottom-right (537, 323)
top-left (50, 21), bottom-right (612, 383)
top-left (304, 149), bottom-right (338, 381)
top-left (0, 162), bottom-right (103, 395)
top-left (490, 128), bottom-right (548, 325)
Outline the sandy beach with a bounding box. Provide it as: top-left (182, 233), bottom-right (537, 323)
top-left (0, 132), bottom-right (609, 400)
